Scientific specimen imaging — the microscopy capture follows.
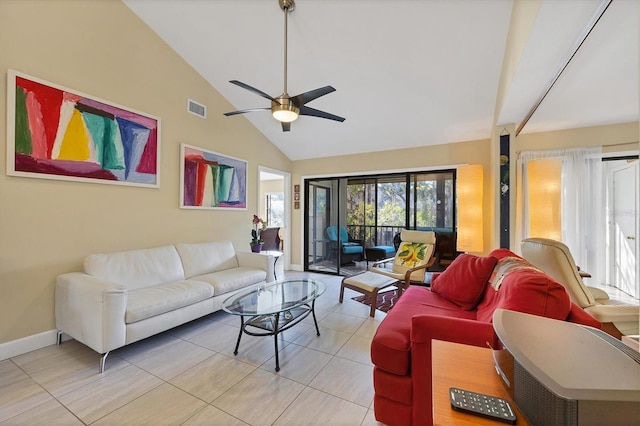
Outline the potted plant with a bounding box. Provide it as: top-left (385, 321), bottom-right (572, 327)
top-left (250, 215), bottom-right (266, 252)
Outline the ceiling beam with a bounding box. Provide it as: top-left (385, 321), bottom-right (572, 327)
top-left (516, 0), bottom-right (613, 136)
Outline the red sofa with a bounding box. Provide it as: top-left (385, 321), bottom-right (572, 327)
top-left (370, 248), bottom-right (601, 426)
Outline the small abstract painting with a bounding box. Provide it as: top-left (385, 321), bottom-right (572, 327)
top-left (180, 143), bottom-right (247, 209)
top-left (6, 70), bottom-right (160, 187)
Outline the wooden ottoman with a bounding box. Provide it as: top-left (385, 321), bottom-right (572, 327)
top-left (339, 271), bottom-right (399, 317)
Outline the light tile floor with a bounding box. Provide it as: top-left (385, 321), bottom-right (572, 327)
top-left (0, 272), bottom-right (389, 425)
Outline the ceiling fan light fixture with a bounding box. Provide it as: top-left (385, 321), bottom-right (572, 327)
top-left (224, 0), bottom-right (344, 131)
top-left (272, 99), bottom-right (299, 122)
top-left (272, 108), bottom-right (299, 123)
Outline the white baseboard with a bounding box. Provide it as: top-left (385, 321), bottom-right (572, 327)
top-left (0, 329), bottom-right (58, 361)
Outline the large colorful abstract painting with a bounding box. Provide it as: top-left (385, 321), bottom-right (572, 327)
top-left (6, 70), bottom-right (160, 187)
top-left (180, 144), bottom-right (247, 209)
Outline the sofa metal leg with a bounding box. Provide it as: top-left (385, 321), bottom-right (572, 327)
top-left (56, 330), bottom-right (63, 346)
top-left (99, 352), bottom-right (110, 374)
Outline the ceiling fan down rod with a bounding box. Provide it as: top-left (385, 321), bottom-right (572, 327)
top-left (280, 0), bottom-right (295, 96)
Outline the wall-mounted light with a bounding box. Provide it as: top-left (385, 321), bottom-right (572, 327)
top-left (457, 164), bottom-right (483, 253)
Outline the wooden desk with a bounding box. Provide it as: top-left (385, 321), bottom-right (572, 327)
top-left (432, 340), bottom-right (530, 425)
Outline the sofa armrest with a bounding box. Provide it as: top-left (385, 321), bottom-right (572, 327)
top-left (411, 315), bottom-right (499, 348)
top-left (236, 252), bottom-right (275, 283)
top-left (409, 315), bottom-right (499, 426)
top-left (55, 272), bottom-right (127, 354)
top-left (584, 304), bottom-right (640, 324)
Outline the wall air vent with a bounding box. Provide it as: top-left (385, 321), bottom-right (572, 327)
top-left (187, 99), bottom-right (207, 119)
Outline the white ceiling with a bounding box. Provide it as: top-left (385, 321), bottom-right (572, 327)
top-left (123, 0), bottom-right (638, 161)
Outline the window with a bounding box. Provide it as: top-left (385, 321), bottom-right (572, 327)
top-left (265, 193), bottom-right (284, 227)
top-left (409, 173), bottom-right (454, 229)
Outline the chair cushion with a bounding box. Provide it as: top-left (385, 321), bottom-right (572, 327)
top-left (342, 243), bottom-right (363, 254)
top-left (400, 230), bottom-right (436, 244)
top-left (126, 280), bottom-right (214, 323)
top-left (394, 242), bottom-right (430, 268)
top-left (326, 226), bottom-right (351, 242)
top-left (431, 254), bottom-right (498, 310)
top-left (338, 226), bottom-right (350, 243)
top-left (326, 226), bottom-right (338, 241)
top-left (371, 246), bottom-right (395, 254)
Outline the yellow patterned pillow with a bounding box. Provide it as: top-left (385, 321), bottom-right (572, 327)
top-left (394, 242), bottom-right (430, 268)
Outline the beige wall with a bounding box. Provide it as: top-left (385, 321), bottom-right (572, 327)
top-left (516, 122), bottom-right (638, 153)
top-left (0, 0), bottom-right (291, 344)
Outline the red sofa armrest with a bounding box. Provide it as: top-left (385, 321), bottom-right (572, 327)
top-left (566, 302), bottom-right (601, 328)
top-left (409, 315), bottom-right (501, 426)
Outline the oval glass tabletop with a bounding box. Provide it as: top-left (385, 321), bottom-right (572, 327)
top-left (222, 278), bottom-right (326, 316)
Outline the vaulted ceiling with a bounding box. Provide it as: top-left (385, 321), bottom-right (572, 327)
top-left (123, 0), bottom-right (638, 161)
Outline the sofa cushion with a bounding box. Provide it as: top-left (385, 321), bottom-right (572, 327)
top-left (431, 254), bottom-right (497, 310)
top-left (176, 241), bottom-right (239, 278)
top-left (476, 255), bottom-right (572, 322)
top-left (191, 266), bottom-right (266, 295)
top-left (126, 280), bottom-right (214, 323)
top-left (371, 286), bottom-right (476, 376)
top-left (84, 245), bottom-right (185, 290)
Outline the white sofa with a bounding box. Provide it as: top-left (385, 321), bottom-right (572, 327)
top-left (55, 241), bottom-right (274, 372)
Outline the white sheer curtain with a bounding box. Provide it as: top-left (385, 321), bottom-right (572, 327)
top-left (516, 147), bottom-right (604, 285)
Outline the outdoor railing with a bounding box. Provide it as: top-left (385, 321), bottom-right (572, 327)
top-left (346, 225), bottom-right (404, 248)
top-left (346, 224), bottom-right (456, 249)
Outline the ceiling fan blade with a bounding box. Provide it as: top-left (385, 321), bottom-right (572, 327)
top-left (223, 108), bottom-right (270, 117)
top-left (299, 105), bottom-right (345, 122)
top-left (229, 80), bottom-right (278, 103)
top-left (291, 86), bottom-right (336, 106)
top-left (281, 122), bottom-right (291, 132)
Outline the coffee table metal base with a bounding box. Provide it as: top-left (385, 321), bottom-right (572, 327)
top-left (233, 301), bottom-right (321, 372)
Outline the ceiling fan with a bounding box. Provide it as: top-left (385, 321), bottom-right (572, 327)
top-left (224, 0), bottom-right (345, 132)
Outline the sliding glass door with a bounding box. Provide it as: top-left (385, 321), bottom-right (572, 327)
top-left (306, 179), bottom-right (343, 273)
top-left (304, 169), bottom-right (456, 276)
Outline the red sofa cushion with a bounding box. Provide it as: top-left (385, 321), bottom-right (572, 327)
top-left (431, 254), bottom-right (498, 310)
top-left (371, 286), bottom-right (476, 376)
top-left (476, 254), bottom-right (571, 322)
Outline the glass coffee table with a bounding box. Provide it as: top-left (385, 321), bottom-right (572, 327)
top-left (222, 278), bottom-right (326, 371)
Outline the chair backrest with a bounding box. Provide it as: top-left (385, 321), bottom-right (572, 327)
top-left (326, 226), bottom-right (337, 242)
top-left (520, 237), bottom-right (595, 307)
top-left (393, 230), bottom-right (436, 282)
top-left (326, 226), bottom-right (349, 243)
top-left (260, 227), bottom-right (281, 251)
